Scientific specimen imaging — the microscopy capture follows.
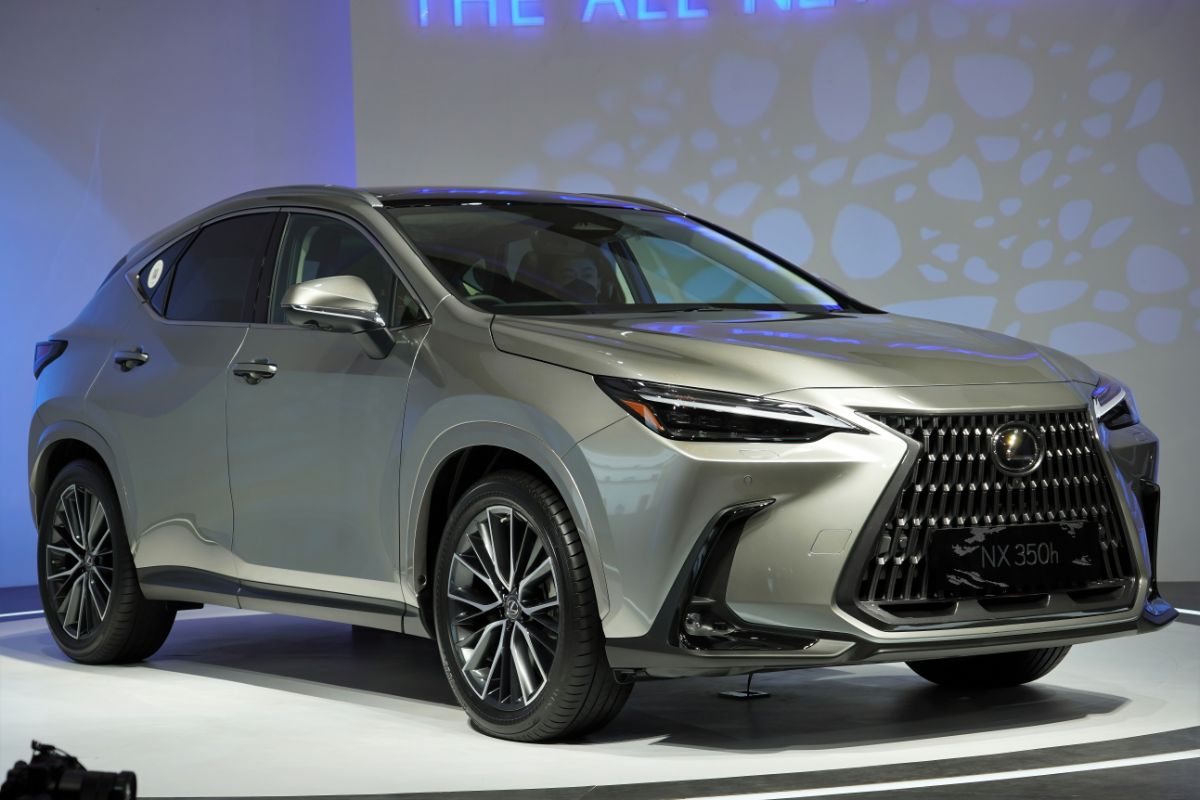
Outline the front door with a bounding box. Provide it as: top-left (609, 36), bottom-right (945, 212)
top-left (226, 211), bottom-right (427, 600)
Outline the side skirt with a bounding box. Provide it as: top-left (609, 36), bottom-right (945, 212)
top-left (137, 566), bottom-right (417, 634)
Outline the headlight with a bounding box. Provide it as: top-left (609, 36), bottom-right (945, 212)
top-left (1092, 373), bottom-right (1140, 429)
top-left (595, 377), bottom-right (863, 443)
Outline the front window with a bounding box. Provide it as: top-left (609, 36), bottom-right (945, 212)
top-left (386, 203), bottom-right (844, 315)
top-left (268, 213), bottom-right (422, 326)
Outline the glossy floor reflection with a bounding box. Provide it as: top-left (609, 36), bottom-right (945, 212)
top-left (0, 607), bottom-right (1196, 797)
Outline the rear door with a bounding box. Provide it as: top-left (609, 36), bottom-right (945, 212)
top-left (226, 210), bottom-right (427, 601)
top-left (87, 211), bottom-right (278, 594)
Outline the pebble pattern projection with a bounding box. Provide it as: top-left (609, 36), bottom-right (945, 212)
top-left (503, 2), bottom-right (1198, 356)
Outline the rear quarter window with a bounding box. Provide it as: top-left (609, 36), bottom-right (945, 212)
top-left (137, 236), bottom-right (192, 316)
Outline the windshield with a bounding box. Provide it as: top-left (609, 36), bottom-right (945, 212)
top-left (386, 203), bottom-right (846, 315)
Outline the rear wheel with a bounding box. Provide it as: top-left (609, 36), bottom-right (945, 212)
top-left (432, 470), bottom-right (631, 741)
top-left (37, 460), bottom-right (175, 664)
top-left (907, 646), bottom-right (1071, 689)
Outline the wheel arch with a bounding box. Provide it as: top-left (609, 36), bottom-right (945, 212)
top-left (406, 423), bottom-right (610, 633)
top-left (31, 422), bottom-right (124, 530)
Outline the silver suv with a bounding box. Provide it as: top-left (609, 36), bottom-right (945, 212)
top-left (29, 185), bottom-right (1175, 741)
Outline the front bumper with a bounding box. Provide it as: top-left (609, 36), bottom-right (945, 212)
top-left (604, 492), bottom-right (1175, 677)
top-left (575, 382), bottom-right (1174, 678)
top-left (607, 602), bottom-right (1174, 678)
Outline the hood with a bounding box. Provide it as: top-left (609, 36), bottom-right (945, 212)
top-left (491, 310), bottom-right (1099, 397)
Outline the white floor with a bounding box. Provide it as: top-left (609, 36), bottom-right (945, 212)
top-left (0, 607), bottom-right (1196, 798)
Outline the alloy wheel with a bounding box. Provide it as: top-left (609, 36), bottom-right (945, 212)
top-left (446, 504), bottom-right (560, 711)
top-left (44, 484), bottom-right (113, 639)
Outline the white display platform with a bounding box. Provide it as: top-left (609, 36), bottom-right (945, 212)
top-left (0, 607), bottom-right (1196, 798)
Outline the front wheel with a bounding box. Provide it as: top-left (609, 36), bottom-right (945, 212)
top-left (907, 646), bottom-right (1071, 689)
top-left (432, 470), bottom-right (631, 741)
top-left (37, 460), bottom-right (176, 664)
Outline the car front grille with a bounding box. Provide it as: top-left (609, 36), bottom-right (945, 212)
top-left (857, 408), bottom-right (1135, 605)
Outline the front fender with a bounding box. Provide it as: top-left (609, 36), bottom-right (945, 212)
top-left (401, 417), bottom-right (616, 622)
top-left (397, 301), bottom-right (628, 626)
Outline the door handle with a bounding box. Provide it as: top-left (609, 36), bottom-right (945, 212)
top-left (114, 349), bottom-right (150, 371)
top-left (232, 360), bottom-right (278, 385)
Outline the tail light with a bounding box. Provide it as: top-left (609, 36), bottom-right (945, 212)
top-left (33, 340), bottom-right (68, 378)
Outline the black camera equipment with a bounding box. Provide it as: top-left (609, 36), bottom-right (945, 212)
top-left (0, 741), bottom-right (135, 800)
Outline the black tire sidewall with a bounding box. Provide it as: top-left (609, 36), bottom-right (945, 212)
top-left (433, 473), bottom-right (591, 738)
top-left (908, 646), bottom-right (1071, 688)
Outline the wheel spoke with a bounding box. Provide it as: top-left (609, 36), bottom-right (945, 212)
top-left (478, 622), bottom-right (508, 700)
top-left (524, 608), bottom-right (558, 635)
top-left (86, 578), bottom-right (108, 622)
top-left (59, 488), bottom-right (75, 544)
top-left (510, 523), bottom-right (538, 591)
top-left (522, 617), bottom-right (557, 653)
top-left (44, 484), bottom-right (111, 640)
top-left (88, 514), bottom-right (109, 556)
top-left (50, 572), bottom-right (77, 604)
top-left (46, 563), bottom-right (82, 582)
top-left (448, 590), bottom-right (500, 614)
top-left (514, 623), bottom-right (544, 676)
top-left (472, 519), bottom-right (508, 594)
top-left (502, 622), bottom-right (520, 705)
top-left (452, 552), bottom-right (502, 601)
top-left (73, 576), bottom-right (87, 636)
top-left (506, 511), bottom-right (517, 594)
top-left (462, 620), bottom-right (504, 673)
top-left (486, 506), bottom-right (517, 590)
top-left (91, 527), bottom-right (111, 558)
top-left (448, 502), bottom-right (560, 712)
top-left (90, 567), bottom-right (112, 601)
top-left (58, 574), bottom-right (83, 616)
top-left (512, 623), bottom-right (545, 701)
top-left (70, 487), bottom-right (89, 551)
top-left (53, 524), bottom-right (83, 558)
top-left (520, 598), bottom-right (557, 616)
top-left (518, 555), bottom-right (552, 596)
top-left (85, 493), bottom-right (101, 546)
top-left (80, 490), bottom-right (94, 548)
top-left (46, 544), bottom-right (82, 562)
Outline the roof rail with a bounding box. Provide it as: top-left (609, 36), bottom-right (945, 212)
top-left (590, 193), bottom-right (683, 214)
top-left (226, 184), bottom-right (383, 208)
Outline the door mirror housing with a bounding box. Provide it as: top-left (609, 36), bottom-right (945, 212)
top-left (281, 276), bottom-right (394, 359)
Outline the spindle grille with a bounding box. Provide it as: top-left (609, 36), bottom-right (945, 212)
top-left (858, 409), bottom-right (1134, 604)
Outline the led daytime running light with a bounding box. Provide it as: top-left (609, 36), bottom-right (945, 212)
top-left (597, 377), bottom-right (862, 443)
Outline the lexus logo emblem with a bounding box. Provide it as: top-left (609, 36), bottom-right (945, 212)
top-left (990, 422), bottom-right (1045, 476)
top-left (503, 594), bottom-right (522, 621)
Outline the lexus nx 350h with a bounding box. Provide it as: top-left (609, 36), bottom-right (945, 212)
top-left (30, 185), bottom-right (1175, 741)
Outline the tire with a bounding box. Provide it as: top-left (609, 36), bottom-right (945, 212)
top-left (432, 470), bottom-right (631, 742)
top-left (37, 459), bottom-right (176, 664)
top-left (907, 646), bottom-right (1071, 689)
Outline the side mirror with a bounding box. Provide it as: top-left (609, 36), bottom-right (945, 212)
top-left (281, 276), bottom-right (394, 359)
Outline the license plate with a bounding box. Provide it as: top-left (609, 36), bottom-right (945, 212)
top-left (927, 522), bottom-right (1104, 599)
